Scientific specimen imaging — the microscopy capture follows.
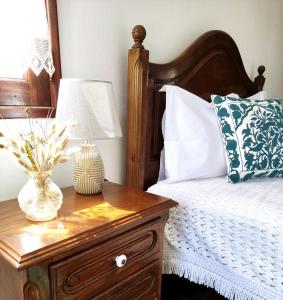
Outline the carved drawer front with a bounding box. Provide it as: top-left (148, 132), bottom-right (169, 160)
top-left (50, 218), bottom-right (161, 300)
top-left (92, 260), bottom-right (160, 300)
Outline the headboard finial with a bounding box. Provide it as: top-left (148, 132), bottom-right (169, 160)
top-left (132, 25), bottom-right (146, 49)
top-left (258, 65), bottom-right (265, 75)
top-left (254, 65), bottom-right (266, 92)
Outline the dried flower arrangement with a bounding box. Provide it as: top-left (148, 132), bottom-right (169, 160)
top-left (0, 108), bottom-right (76, 221)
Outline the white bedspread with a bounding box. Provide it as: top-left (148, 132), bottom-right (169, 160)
top-left (148, 177), bottom-right (283, 300)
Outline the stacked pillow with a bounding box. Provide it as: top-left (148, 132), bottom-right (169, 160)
top-left (212, 94), bottom-right (283, 183)
top-left (159, 85), bottom-right (282, 183)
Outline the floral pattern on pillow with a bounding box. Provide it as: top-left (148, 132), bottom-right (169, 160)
top-left (212, 95), bottom-right (283, 183)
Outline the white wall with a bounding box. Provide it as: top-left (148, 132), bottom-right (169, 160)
top-left (1, 0), bottom-right (283, 201)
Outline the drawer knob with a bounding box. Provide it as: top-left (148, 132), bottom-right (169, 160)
top-left (115, 254), bottom-right (127, 268)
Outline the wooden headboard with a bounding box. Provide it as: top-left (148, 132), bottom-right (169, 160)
top-left (126, 25), bottom-right (265, 191)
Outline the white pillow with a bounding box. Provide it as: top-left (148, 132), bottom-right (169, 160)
top-left (158, 86), bottom-right (270, 182)
top-left (247, 90), bottom-right (271, 100)
top-left (159, 85), bottom-right (227, 181)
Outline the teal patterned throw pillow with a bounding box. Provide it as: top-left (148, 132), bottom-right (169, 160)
top-left (212, 95), bottom-right (283, 183)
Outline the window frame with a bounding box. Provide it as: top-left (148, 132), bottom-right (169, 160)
top-left (0, 0), bottom-right (61, 119)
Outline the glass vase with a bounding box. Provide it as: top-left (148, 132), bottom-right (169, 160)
top-left (18, 172), bottom-right (63, 221)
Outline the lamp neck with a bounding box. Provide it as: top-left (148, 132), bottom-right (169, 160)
top-left (84, 139), bottom-right (93, 145)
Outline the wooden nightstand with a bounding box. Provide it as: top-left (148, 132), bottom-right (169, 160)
top-left (0, 182), bottom-right (176, 300)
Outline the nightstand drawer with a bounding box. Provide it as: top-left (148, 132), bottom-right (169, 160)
top-left (94, 260), bottom-right (160, 300)
top-left (50, 217), bottom-right (161, 300)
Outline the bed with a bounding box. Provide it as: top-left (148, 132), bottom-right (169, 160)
top-left (126, 25), bottom-right (283, 300)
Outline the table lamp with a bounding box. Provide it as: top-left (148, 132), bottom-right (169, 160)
top-left (56, 79), bottom-right (122, 194)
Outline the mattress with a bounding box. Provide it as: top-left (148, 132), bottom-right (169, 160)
top-left (148, 177), bottom-right (283, 300)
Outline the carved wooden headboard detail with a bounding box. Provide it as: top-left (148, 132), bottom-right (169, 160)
top-left (126, 25), bottom-right (265, 191)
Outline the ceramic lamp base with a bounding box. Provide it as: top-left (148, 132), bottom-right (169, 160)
top-left (73, 144), bottom-right (105, 194)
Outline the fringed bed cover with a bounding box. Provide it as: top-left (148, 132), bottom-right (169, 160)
top-left (148, 177), bottom-right (283, 300)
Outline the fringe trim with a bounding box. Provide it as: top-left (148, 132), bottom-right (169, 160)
top-left (163, 259), bottom-right (271, 300)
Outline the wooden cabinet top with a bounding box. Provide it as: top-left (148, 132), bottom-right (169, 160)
top-left (0, 182), bottom-right (175, 270)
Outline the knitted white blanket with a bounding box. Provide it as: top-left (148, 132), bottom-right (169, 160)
top-left (148, 177), bottom-right (283, 300)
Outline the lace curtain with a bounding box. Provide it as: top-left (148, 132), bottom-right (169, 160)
top-left (0, 0), bottom-right (55, 78)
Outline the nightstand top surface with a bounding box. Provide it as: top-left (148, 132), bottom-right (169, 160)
top-left (0, 182), bottom-right (175, 270)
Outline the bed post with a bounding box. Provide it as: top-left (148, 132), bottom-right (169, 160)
top-left (127, 25), bottom-right (149, 190)
top-left (254, 65), bottom-right (265, 92)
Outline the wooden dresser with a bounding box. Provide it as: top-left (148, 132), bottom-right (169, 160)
top-left (0, 182), bottom-right (176, 300)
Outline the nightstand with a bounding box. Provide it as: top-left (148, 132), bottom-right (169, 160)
top-left (0, 182), bottom-right (176, 300)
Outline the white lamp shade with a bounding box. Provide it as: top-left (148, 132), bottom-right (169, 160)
top-left (56, 79), bottom-right (122, 140)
